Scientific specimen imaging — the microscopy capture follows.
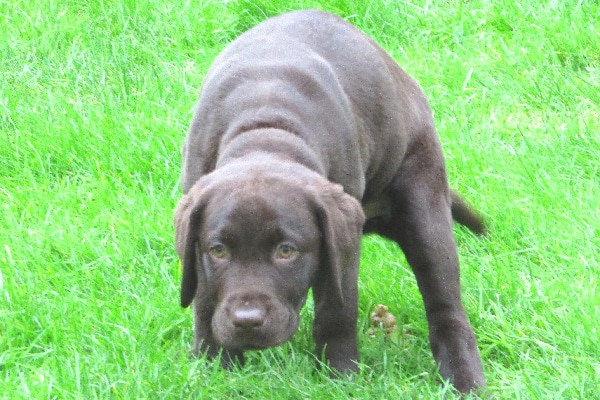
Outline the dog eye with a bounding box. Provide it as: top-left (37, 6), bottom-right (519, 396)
top-left (275, 243), bottom-right (298, 260)
top-left (208, 244), bottom-right (229, 259)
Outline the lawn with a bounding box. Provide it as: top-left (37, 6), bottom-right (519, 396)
top-left (1, 0), bottom-right (598, 398)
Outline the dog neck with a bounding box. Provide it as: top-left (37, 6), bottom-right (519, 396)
top-left (216, 128), bottom-right (326, 175)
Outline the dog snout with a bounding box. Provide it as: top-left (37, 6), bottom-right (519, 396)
top-left (228, 293), bottom-right (270, 329)
top-left (212, 290), bottom-right (300, 350)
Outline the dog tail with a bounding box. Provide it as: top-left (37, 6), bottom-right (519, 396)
top-left (450, 190), bottom-right (486, 235)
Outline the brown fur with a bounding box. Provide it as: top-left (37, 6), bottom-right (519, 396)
top-left (174, 10), bottom-right (486, 394)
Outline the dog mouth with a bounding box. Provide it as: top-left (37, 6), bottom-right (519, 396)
top-left (230, 331), bottom-right (287, 351)
top-left (215, 323), bottom-right (298, 351)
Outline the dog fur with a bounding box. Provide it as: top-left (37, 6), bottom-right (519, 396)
top-left (174, 9), bottom-right (486, 394)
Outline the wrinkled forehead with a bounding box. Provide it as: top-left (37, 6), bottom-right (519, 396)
top-left (202, 178), bottom-right (319, 243)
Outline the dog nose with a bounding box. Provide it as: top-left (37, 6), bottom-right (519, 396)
top-left (231, 306), bottom-right (266, 328)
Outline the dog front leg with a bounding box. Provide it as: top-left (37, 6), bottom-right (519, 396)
top-left (312, 257), bottom-right (360, 374)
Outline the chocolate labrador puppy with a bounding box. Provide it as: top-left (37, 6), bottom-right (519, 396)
top-left (174, 9), bottom-right (486, 394)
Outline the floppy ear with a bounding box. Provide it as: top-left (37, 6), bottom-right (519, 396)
top-left (313, 182), bottom-right (365, 305)
top-left (174, 184), bottom-right (206, 308)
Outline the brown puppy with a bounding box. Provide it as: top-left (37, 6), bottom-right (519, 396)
top-left (174, 9), bottom-right (486, 394)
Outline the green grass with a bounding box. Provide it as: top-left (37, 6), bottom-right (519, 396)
top-left (1, 0), bottom-right (598, 398)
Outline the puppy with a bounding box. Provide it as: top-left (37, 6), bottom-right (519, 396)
top-left (174, 9), bottom-right (487, 394)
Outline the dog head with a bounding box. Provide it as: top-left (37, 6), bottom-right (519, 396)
top-left (174, 159), bottom-right (364, 351)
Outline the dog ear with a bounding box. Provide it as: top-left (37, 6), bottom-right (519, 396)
top-left (313, 182), bottom-right (365, 305)
top-left (174, 184), bottom-right (206, 308)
